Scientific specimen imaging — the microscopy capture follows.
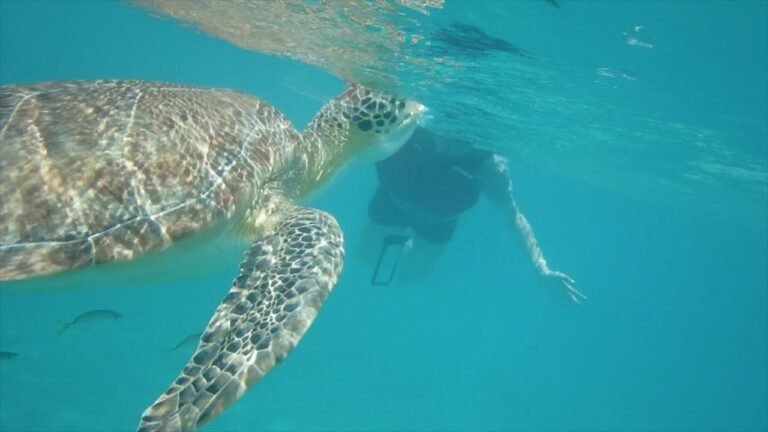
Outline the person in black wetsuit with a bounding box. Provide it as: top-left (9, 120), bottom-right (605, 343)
top-left (369, 127), bottom-right (490, 245)
top-left (358, 127), bottom-right (584, 303)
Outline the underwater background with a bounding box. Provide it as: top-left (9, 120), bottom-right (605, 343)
top-left (0, 1), bottom-right (766, 431)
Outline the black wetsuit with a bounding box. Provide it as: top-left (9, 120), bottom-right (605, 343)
top-left (368, 128), bottom-right (493, 244)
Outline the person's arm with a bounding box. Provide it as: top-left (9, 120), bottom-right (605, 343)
top-left (477, 154), bottom-right (586, 303)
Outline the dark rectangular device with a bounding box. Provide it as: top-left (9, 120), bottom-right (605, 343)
top-left (370, 234), bottom-right (410, 286)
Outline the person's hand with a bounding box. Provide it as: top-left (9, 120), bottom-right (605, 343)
top-left (544, 270), bottom-right (586, 304)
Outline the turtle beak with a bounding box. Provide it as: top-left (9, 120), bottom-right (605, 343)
top-left (394, 99), bottom-right (428, 146)
top-left (353, 100), bottom-right (427, 164)
top-left (403, 100), bottom-right (428, 126)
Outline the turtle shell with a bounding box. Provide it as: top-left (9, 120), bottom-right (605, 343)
top-left (0, 80), bottom-right (298, 280)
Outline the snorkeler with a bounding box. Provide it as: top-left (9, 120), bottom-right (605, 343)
top-left (357, 127), bottom-right (585, 303)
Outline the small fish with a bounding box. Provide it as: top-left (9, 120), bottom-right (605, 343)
top-left (0, 352), bottom-right (18, 361)
top-left (58, 309), bottom-right (122, 335)
top-left (544, 0), bottom-right (561, 7)
top-left (168, 332), bottom-right (202, 352)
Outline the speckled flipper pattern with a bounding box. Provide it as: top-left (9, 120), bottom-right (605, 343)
top-left (137, 206), bottom-right (343, 432)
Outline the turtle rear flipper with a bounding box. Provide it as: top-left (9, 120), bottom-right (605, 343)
top-left (137, 206), bottom-right (344, 432)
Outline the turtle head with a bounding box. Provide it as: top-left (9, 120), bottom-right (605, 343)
top-left (332, 83), bottom-right (426, 162)
top-left (297, 83), bottom-right (425, 195)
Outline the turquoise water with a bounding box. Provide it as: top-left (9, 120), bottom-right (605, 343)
top-left (1, 1), bottom-right (766, 431)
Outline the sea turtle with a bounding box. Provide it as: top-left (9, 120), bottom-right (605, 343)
top-left (0, 80), bottom-right (424, 431)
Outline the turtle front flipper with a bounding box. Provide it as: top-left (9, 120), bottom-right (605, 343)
top-left (137, 206), bottom-right (344, 432)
